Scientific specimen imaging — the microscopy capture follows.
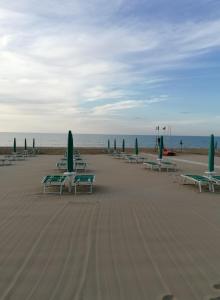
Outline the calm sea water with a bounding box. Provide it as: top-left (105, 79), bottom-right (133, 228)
top-left (0, 132), bottom-right (219, 149)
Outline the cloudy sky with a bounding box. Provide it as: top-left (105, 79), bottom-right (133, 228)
top-left (1, 0), bottom-right (220, 135)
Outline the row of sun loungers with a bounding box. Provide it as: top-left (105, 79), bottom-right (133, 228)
top-left (1, 150), bottom-right (39, 167)
top-left (112, 151), bottom-right (177, 172)
top-left (111, 151), bottom-right (220, 193)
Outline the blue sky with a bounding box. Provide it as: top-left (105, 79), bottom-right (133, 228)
top-left (1, 0), bottom-right (220, 135)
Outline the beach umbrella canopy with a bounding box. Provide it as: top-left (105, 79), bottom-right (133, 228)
top-left (208, 134), bottom-right (215, 172)
top-left (114, 139), bottom-right (116, 151)
top-left (24, 138), bottom-right (27, 150)
top-left (122, 139), bottom-right (125, 152)
top-left (67, 130), bottom-right (74, 172)
top-left (158, 135), bottom-right (164, 159)
top-left (135, 138), bottom-right (139, 155)
top-left (13, 138), bottom-right (16, 153)
top-left (33, 138), bottom-right (35, 149)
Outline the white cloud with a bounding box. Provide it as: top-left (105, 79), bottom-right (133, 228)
top-left (92, 100), bottom-right (143, 115)
top-left (0, 2), bottom-right (220, 133)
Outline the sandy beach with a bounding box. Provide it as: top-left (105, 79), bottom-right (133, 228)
top-left (1, 153), bottom-right (220, 299)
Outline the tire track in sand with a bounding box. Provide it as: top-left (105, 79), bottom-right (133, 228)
top-left (0, 203), bottom-right (69, 300)
top-left (23, 205), bottom-right (85, 300)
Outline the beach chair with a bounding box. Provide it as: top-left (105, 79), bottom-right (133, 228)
top-left (160, 160), bottom-right (177, 171)
top-left (143, 161), bottom-right (161, 171)
top-left (72, 174), bottom-right (95, 194)
top-left (206, 175), bottom-right (220, 192)
top-left (0, 159), bottom-right (11, 166)
top-left (42, 175), bottom-right (67, 194)
top-left (112, 152), bottom-right (122, 159)
top-left (181, 174), bottom-right (212, 192)
top-left (125, 155), bottom-right (137, 163)
top-left (75, 161), bottom-right (87, 172)
top-left (56, 160), bottom-right (67, 170)
top-left (136, 156), bottom-right (146, 163)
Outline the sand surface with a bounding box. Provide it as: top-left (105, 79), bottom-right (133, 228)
top-left (1, 154), bottom-right (220, 300)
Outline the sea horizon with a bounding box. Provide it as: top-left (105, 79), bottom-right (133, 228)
top-left (0, 132), bottom-right (219, 149)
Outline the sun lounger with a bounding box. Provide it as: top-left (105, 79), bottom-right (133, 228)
top-left (5, 154), bottom-right (25, 161)
top-left (143, 159), bottom-right (177, 172)
top-left (205, 175), bottom-right (220, 192)
top-left (125, 155), bottom-right (137, 163)
top-left (181, 174), bottom-right (212, 192)
top-left (72, 174), bottom-right (95, 194)
top-left (112, 152), bottom-right (122, 158)
top-left (136, 156), bottom-right (145, 163)
top-left (160, 160), bottom-right (177, 171)
top-left (42, 175), bottom-right (67, 194)
top-left (56, 160), bottom-right (67, 170)
top-left (0, 159), bottom-right (12, 166)
top-left (143, 161), bottom-right (161, 170)
top-left (75, 161), bottom-right (87, 172)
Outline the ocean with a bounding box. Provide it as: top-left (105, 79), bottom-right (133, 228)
top-left (0, 132), bottom-right (219, 149)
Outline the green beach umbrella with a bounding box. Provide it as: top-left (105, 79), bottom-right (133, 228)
top-left (114, 139), bottom-right (116, 151)
top-left (122, 139), bottom-right (125, 152)
top-left (135, 138), bottom-right (139, 155)
top-left (33, 138), bottom-right (35, 149)
top-left (13, 138), bottom-right (16, 153)
top-left (158, 135), bottom-right (164, 160)
top-left (67, 130), bottom-right (73, 172)
top-left (24, 138), bottom-right (27, 150)
top-left (208, 134), bottom-right (215, 172)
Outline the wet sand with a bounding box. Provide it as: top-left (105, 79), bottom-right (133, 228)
top-left (0, 154), bottom-right (220, 300)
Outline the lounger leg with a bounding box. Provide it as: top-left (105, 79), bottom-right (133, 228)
top-left (211, 184), bottom-right (215, 193)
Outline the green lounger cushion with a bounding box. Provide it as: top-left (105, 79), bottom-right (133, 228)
top-left (74, 174), bottom-right (95, 183)
top-left (183, 174), bottom-right (210, 182)
top-left (42, 175), bottom-right (67, 184)
top-left (144, 161), bottom-right (159, 166)
top-left (211, 175), bottom-right (220, 181)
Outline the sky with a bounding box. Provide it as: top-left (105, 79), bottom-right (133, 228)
top-left (1, 0), bottom-right (220, 135)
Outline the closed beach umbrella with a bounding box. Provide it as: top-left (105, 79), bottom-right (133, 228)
top-left (33, 138), bottom-right (35, 149)
top-left (67, 130), bottom-right (73, 172)
top-left (13, 138), bottom-right (16, 153)
top-left (135, 138), bottom-right (139, 155)
top-left (158, 135), bottom-right (164, 160)
top-left (122, 139), bottom-right (125, 152)
top-left (108, 139), bottom-right (110, 152)
top-left (114, 139), bottom-right (116, 151)
top-left (208, 134), bottom-right (215, 172)
top-left (24, 138), bottom-right (27, 150)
